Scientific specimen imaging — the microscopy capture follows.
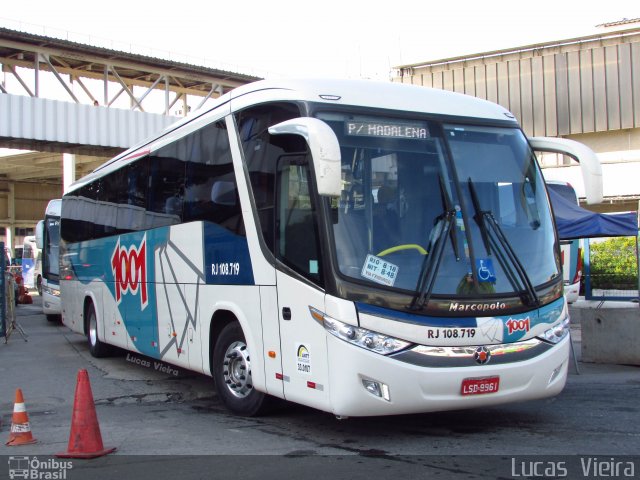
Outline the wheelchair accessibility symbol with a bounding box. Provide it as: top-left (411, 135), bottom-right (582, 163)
top-left (476, 258), bottom-right (496, 283)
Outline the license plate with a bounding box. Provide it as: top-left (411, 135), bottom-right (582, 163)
top-left (461, 376), bottom-right (500, 396)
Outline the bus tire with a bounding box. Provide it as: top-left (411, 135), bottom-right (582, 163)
top-left (86, 303), bottom-right (112, 358)
top-left (213, 322), bottom-right (269, 416)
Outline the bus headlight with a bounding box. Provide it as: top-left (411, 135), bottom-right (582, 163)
top-left (539, 316), bottom-right (571, 344)
top-left (43, 285), bottom-right (60, 297)
top-left (309, 306), bottom-right (412, 355)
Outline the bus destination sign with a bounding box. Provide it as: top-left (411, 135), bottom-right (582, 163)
top-left (346, 121), bottom-right (429, 139)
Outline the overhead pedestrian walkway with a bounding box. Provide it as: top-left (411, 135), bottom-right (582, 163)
top-left (0, 26), bottom-right (258, 251)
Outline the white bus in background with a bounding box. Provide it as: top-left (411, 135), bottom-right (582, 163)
top-left (530, 137), bottom-right (602, 305)
top-left (36, 199), bottom-right (62, 321)
top-left (545, 181), bottom-right (583, 303)
top-left (60, 79), bottom-right (602, 417)
top-left (21, 235), bottom-right (40, 290)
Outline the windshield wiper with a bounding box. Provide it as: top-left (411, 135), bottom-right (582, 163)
top-left (409, 176), bottom-right (458, 310)
top-left (439, 175), bottom-right (461, 261)
top-left (409, 211), bottom-right (454, 310)
top-left (468, 178), bottom-right (540, 307)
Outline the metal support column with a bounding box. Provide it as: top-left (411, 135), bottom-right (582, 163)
top-left (7, 183), bottom-right (14, 255)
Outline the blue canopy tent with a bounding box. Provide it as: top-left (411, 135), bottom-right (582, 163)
top-left (548, 188), bottom-right (637, 240)
top-left (548, 188), bottom-right (639, 302)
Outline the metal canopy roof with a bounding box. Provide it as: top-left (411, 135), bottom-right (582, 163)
top-left (0, 27), bottom-right (260, 102)
top-left (0, 151), bottom-right (108, 184)
top-left (0, 27), bottom-right (261, 186)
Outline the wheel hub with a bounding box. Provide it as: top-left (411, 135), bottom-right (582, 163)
top-left (222, 341), bottom-right (252, 398)
top-left (89, 316), bottom-right (97, 346)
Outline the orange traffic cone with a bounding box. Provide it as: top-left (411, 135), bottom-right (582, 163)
top-left (56, 369), bottom-right (116, 458)
top-left (6, 388), bottom-right (37, 446)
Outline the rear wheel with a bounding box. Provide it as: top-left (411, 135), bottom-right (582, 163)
top-left (213, 322), bottom-right (269, 416)
top-left (86, 303), bottom-right (112, 357)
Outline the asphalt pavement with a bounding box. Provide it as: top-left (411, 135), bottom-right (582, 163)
top-left (0, 294), bottom-right (638, 480)
top-left (1, 295), bottom-right (638, 450)
top-left (1, 295), bottom-right (215, 453)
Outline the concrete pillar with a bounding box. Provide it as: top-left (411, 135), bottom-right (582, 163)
top-left (63, 153), bottom-right (76, 193)
top-left (4, 226), bottom-right (12, 258)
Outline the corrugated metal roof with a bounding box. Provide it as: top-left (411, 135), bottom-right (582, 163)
top-left (0, 94), bottom-right (179, 181)
top-left (596, 18), bottom-right (640, 28)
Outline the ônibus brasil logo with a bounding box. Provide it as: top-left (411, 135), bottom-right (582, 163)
top-left (111, 235), bottom-right (148, 310)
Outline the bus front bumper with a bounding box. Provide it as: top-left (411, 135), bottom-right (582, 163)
top-left (42, 289), bottom-right (61, 315)
top-left (326, 334), bottom-right (570, 417)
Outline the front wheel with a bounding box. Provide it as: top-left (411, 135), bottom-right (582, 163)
top-left (213, 322), bottom-right (269, 416)
top-left (86, 304), bottom-right (113, 358)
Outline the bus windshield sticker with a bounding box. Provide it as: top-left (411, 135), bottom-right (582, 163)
top-left (475, 258), bottom-right (496, 283)
top-left (345, 120), bottom-right (429, 139)
top-left (361, 254), bottom-right (399, 287)
top-left (309, 259), bottom-right (319, 274)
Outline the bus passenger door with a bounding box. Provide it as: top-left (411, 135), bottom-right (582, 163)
top-left (276, 272), bottom-right (329, 410)
top-left (274, 157), bottom-right (330, 410)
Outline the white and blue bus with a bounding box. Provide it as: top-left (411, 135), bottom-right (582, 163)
top-left (36, 199), bottom-right (62, 321)
top-left (60, 79), bottom-right (597, 417)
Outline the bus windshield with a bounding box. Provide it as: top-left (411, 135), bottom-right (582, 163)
top-left (44, 216), bottom-right (60, 280)
top-left (320, 112), bottom-right (559, 301)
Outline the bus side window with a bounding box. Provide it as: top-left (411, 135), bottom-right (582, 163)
top-left (146, 154), bottom-right (186, 229)
top-left (182, 121), bottom-right (244, 235)
top-left (61, 182), bottom-right (98, 243)
top-left (235, 102), bottom-right (305, 254)
top-left (236, 102), bottom-right (323, 286)
top-left (276, 155), bottom-right (323, 286)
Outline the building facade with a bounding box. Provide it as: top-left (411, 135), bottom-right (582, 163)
top-left (393, 23), bottom-right (640, 214)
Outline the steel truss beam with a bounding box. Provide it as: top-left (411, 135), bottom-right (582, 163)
top-left (0, 28), bottom-right (259, 116)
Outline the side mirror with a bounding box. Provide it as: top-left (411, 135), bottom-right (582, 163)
top-left (35, 220), bottom-right (44, 250)
top-left (528, 137), bottom-right (603, 205)
top-left (269, 117), bottom-right (342, 197)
